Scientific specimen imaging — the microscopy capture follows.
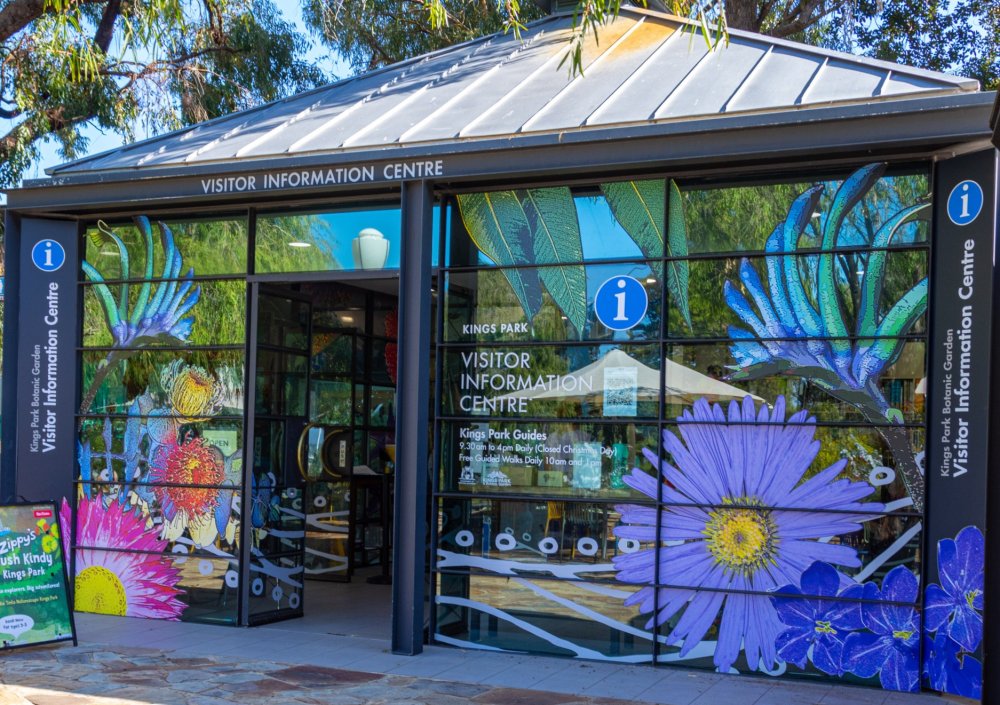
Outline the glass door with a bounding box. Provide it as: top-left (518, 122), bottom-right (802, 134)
top-left (246, 287), bottom-right (312, 624)
top-left (302, 327), bottom-right (358, 582)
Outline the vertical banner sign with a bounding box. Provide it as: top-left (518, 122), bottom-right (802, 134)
top-left (0, 503), bottom-right (75, 649)
top-left (15, 219), bottom-right (78, 504)
top-left (926, 149), bottom-right (996, 700)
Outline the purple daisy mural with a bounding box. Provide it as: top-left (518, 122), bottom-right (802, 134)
top-left (612, 395), bottom-right (883, 673)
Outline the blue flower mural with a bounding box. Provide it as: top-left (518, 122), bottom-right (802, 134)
top-left (723, 164), bottom-right (929, 511)
top-left (842, 566), bottom-right (920, 692)
top-left (924, 632), bottom-right (982, 699)
top-left (922, 525), bottom-right (984, 698)
top-left (924, 525), bottom-right (983, 652)
top-left (82, 217), bottom-right (200, 350)
top-left (770, 562), bottom-right (864, 676)
top-left (613, 395), bottom-right (882, 673)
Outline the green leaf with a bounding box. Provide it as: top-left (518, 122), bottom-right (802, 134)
top-left (518, 187), bottom-right (588, 338)
top-left (88, 220), bottom-right (130, 322)
top-left (818, 164), bottom-right (885, 371)
top-left (81, 261), bottom-right (121, 331)
top-left (856, 202), bottom-right (930, 337)
top-left (601, 180), bottom-right (663, 258)
top-left (601, 180), bottom-right (691, 329)
top-left (666, 180), bottom-right (691, 329)
top-left (457, 192), bottom-right (544, 321)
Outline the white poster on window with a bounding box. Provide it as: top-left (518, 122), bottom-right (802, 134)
top-left (603, 366), bottom-right (638, 417)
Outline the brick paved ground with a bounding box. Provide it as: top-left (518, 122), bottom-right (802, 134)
top-left (0, 615), bottom-right (969, 705)
top-left (0, 644), bottom-right (655, 705)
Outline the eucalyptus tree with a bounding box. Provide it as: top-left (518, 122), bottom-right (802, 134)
top-left (302, 0), bottom-right (998, 88)
top-left (0, 0), bottom-right (325, 186)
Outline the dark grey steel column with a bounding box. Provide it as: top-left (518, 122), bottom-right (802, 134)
top-left (0, 211), bottom-right (20, 502)
top-left (392, 180), bottom-right (433, 655)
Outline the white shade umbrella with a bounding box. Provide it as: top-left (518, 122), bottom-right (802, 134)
top-left (499, 348), bottom-right (761, 405)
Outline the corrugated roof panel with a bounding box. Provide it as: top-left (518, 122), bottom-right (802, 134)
top-left (725, 46), bottom-right (823, 112)
top-left (524, 18), bottom-right (677, 132)
top-left (347, 31), bottom-right (534, 146)
top-left (586, 27), bottom-right (708, 125)
top-left (236, 68), bottom-right (435, 156)
top-left (401, 21), bottom-right (574, 142)
top-left (803, 58), bottom-right (884, 103)
top-left (655, 36), bottom-right (767, 118)
top-left (236, 55), bottom-right (460, 156)
top-left (459, 15), bottom-right (640, 137)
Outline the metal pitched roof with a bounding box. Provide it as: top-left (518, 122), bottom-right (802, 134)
top-left (48, 7), bottom-right (979, 176)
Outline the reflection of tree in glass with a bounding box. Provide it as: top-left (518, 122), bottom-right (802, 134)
top-left (255, 214), bottom-right (342, 272)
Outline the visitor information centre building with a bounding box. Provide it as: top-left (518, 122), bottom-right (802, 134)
top-left (3, 6), bottom-right (1000, 702)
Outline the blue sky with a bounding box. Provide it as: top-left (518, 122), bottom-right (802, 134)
top-left (21, 0), bottom-right (338, 182)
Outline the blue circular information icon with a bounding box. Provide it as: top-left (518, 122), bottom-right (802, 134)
top-left (947, 180), bottom-right (984, 226)
top-left (31, 239), bottom-right (66, 272)
top-left (594, 275), bottom-right (648, 331)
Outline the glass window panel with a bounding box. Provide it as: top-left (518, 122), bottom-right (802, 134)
top-left (654, 422), bottom-right (923, 509)
top-left (250, 480), bottom-right (305, 555)
top-left (438, 498), bottom-right (654, 579)
top-left (369, 338), bottom-right (397, 386)
top-left (667, 250), bottom-right (928, 339)
top-left (82, 217), bottom-right (248, 279)
top-left (443, 262), bottom-right (662, 344)
top-left (310, 380), bottom-right (353, 426)
top-left (81, 350), bottom-right (245, 416)
top-left (257, 295), bottom-right (311, 349)
top-left (447, 186), bottom-right (661, 268)
top-left (369, 387), bottom-right (395, 427)
top-left (367, 429), bottom-right (395, 474)
top-left (680, 171), bottom-right (930, 255)
top-left (71, 548), bottom-right (239, 624)
top-left (75, 481), bottom-right (241, 555)
top-left (650, 588), bottom-right (922, 679)
top-left (440, 344), bottom-right (661, 419)
top-left (435, 573), bottom-right (654, 661)
top-left (304, 480), bottom-right (351, 579)
top-left (82, 279), bottom-right (246, 348)
top-left (255, 350), bottom-right (308, 417)
top-left (647, 510), bottom-right (921, 595)
top-left (664, 341), bottom-right (926, 425)
top-left (438, 421), bottom-right (659, 499)
top-left (79, 418), bottom-right (243, 485)
top-left (256, 206), bottom-right (402, 273)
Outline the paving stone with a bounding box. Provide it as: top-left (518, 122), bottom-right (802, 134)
top-left (266, 666), bottom-right (381, 687)
top-left (408, 678), bottom-right (492, 698)
top-left (473, 687), bottom-right (580, 705)
top-left (299, 696), bottom-right (367, 705)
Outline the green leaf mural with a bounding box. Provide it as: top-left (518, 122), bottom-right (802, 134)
top-left (518, 187), bottom-right (587, 337)
top-left (457, 191), bottom-right (544, 323)
top-left (666, 181), bottom-right (692, 329)
top-left (601, 180), bottom-right (691, 329)
top-left (457, 188), bottom-right (587, 337)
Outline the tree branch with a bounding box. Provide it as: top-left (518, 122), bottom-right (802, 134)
top-left (94, 0), bottom-right (122, 53)
top-left (770, 0), bottom-right (838, 38)
top-left (0, 0), bottom-right (104, 44)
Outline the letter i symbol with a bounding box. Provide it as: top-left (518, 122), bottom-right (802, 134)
top-left (44, 242), bottom-right (54, 268)
top-left (960, 183), bottom-right (970, 219)
top-left (613, 279), bottom-right (628, 321)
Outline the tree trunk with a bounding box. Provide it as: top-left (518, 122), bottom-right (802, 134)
top-left (724, 0), bottom-right (765, 32)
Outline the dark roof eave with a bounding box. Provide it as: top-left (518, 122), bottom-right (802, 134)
top-left (991, 90), bottom-right (1000, 149)
top-left (6, 90), bottom-right (995, 211)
